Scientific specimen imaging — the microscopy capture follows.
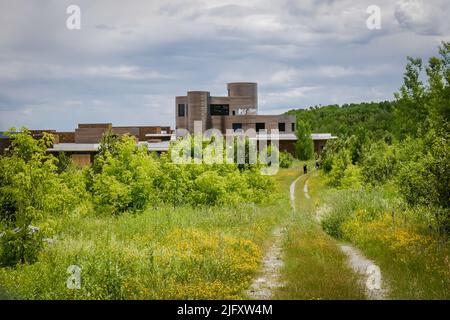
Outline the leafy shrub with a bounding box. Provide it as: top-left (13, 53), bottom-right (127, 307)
top-left (360, 141), bottom-right (397, 185)
top-left (0, 227), bottom-right (42, 267)
top-left (279, 151), bottom-right (294, 168)
top-left (91, 135), bottom-right (160, 215)
top-left (396, 130), bottom-right (450, 231)
top-left (0, 128), bottom-right (75, 266)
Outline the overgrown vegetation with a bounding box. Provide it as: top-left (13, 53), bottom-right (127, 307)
top-left (0, 126), bottom-right (284, 298)
top-left (274, 169), bottom-right (365, 300)
top-left (291, 42), bottom-right (450, 299)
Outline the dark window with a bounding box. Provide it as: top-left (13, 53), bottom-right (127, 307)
top-left (278, 122), bottom-right (286, 132)
top-left (210, 104), bottom-right (229, 116)
top-left (256, 123), bottom-right (266, 132)
top-left (291, 123), bottom-right (295, 131)
top-left (178, 104), bottom-right (185, 117)
top-left (232, 123), bottom-right (242, 131)
top-left (232, 110), bottom-right (235, 116)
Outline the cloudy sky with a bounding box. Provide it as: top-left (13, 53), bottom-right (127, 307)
top-left (0, 0), bottom-right (449, 130)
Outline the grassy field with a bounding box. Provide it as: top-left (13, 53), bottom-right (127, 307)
top-left (1, 160), bottom-right (447, 300)
top-left (274, 164), bottom-right (365, 299)
top-left (315, 172), bottom-right (450, 299)
top-left (0, 199), bottom-right (291, 299)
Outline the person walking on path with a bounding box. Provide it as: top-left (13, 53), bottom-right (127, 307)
top-left (303, 163), bottom-right (308, 174)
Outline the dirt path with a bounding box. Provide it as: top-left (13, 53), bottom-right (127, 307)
top-left (339, 245), bottom-right (388, 300)
top-left (307, 176), bottom-right (388, 299)
top-left (246, 174), bottom-right (303, 299)
top-left (303, 180), bottom-right (310, 199)
top-left (305, 174), bottom-right (388, 299)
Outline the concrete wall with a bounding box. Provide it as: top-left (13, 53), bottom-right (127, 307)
top-left (74, 124), bottom-right (170, 143)
top-left (175, 82), bottom-right (295, 134)
top-left (211, 114), bottom-right (296, 133)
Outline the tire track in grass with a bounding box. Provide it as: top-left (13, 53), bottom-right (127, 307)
top-left (339, 245), bottom-right (389, 300)
top-left (306, 175), bottom-right (389, 299)
top-left (246, 173), bottom-right (304, 299)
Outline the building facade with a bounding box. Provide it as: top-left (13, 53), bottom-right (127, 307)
top-left (176, 82), bottom-right (296, 135)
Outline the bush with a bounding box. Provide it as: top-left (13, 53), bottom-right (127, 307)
top-left (360, 141), bottom-right (397, 185)
top-left (279, 151), bottom-right (294, 168)
top-left (0, 227), bottom-right (42, 267)
top-left (0, 128), bottom-right (71, 266)
top-left (91, 135), bottom-right (160, 215)
top-left (396, 130), bottom-right (450, 231)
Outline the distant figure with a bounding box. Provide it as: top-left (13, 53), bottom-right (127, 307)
top-left (303, 163), bottom-right (308, 174)
top-left (315, 160), bottom-right (319, 169)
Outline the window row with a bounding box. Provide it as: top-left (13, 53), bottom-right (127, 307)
top-left (231, 122), bottom-right (295, 132)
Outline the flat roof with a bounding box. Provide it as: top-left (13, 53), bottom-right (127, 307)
top-left (147, 141), bottom-right (170, 152)
top-left (48, 143), bottom-right (100, 152)
top-left (145, 133), bottom-right (173, 137)
top-left (47, 141), bottom-right (170, 152)
top-left (311, 133), bottom-right (337, 140)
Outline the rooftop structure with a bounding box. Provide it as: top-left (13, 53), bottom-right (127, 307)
top-left (176, 82), bottom-right (296, 135)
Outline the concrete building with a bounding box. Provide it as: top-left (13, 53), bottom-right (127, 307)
top-left (0, 82), bottom-right (337, 165)
top-left (47, 123), bottom-right (173, 166)
top-left (0, 124), bottom-right (173, 167)
top-left (176, 82), bottom-right (296, 135)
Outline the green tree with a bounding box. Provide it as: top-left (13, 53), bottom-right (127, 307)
top-left (394, 57), bottom-right (427, 138)
top-left (0, 128), bottom-right (64, 266)
top-left (91, 135), bottom-right (160, 215)
top-left (295, 120), bottom-right (314, 160)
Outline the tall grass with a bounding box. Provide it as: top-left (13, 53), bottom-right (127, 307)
top-left (319, 176), bottom-right (450, 299)
top-left (274, 168), bottom-right (365, 299)
top-left (0, 201), bottom-right (291, 299)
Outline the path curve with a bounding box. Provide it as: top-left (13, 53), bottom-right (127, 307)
top-left (247, 173), bottom-right (304, 299)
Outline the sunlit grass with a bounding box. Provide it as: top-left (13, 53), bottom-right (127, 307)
top-left (0, 201), bottom-right (291, 299)
top-left (274, 168), bottom-right (365, 299)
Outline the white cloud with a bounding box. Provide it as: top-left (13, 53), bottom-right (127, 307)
top-left (0, 0), bottom-right (448, 130)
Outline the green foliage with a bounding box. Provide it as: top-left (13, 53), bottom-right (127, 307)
top-left (394, 57), bottom-right (427, 138)
top-left (56, 152), bottom-right (72, 174)
top-left (0, 227), bottom-right (42, 267)
top-left (0, 128), bottom-right (74, 266)
top-left (295, 120), bottom-right (314, 160)
top-left (396, 129), bottom-right (450, 231)
top-left (321, 188), bottom-right (391, 239)
top-left (360, 141), bottom-right (397, 185)
top-left (287, 101), bottom-right (395, 140)
top-left (279, 151), bottom-right (294, 168)
top-left (91, 135), bottom-right (160, 215)
top-left (90, 134), bottom-right (277, 215)
top-left (307, 42), bottom-right (450, 232)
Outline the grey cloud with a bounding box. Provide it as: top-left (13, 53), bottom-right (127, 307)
top-left (0, 0), bottom-right (448, 130)
top-left (394, 0), bottom-right (450, 36)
